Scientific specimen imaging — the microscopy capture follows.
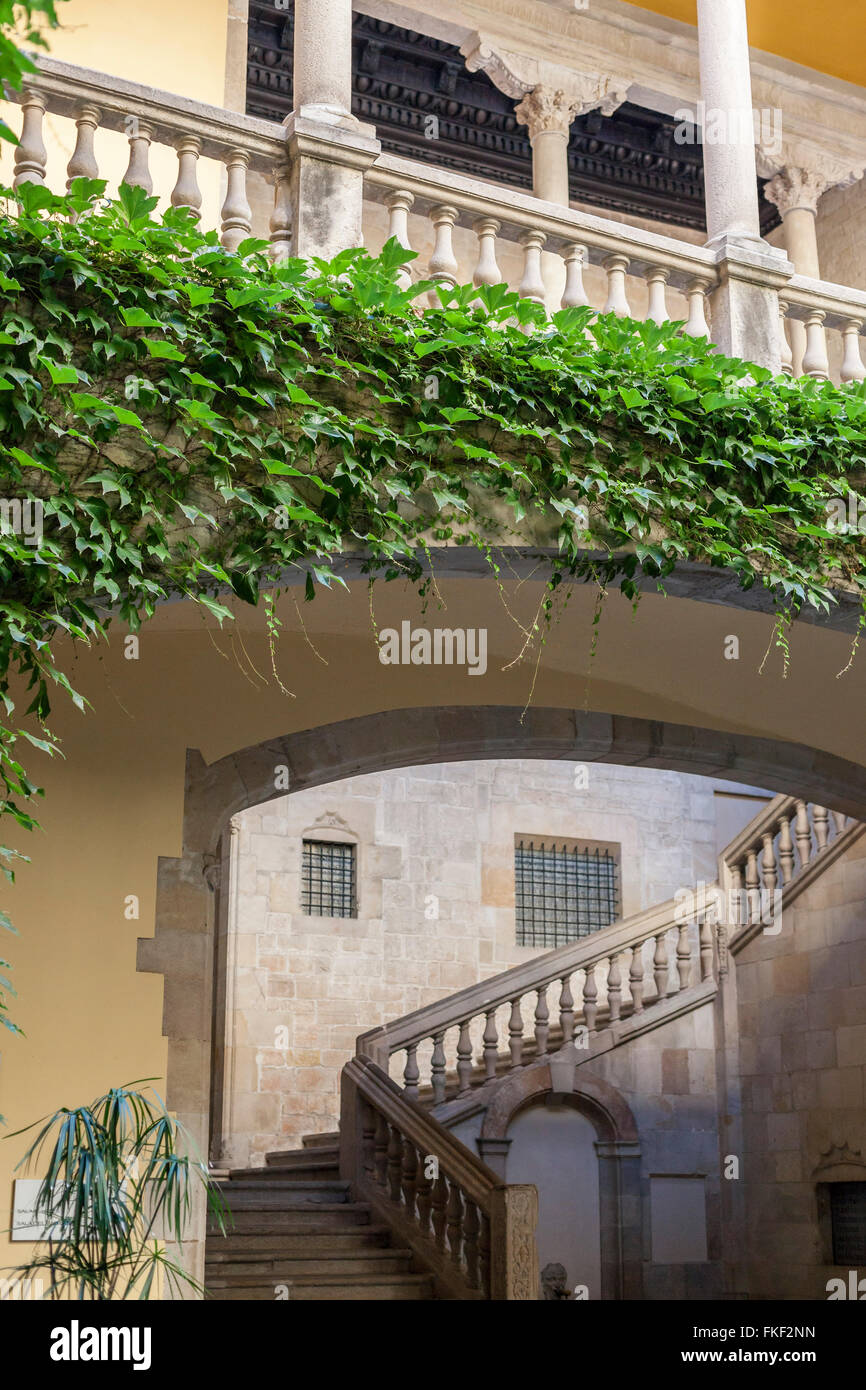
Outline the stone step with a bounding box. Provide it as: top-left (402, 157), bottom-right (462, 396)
top-left (207, 1273), bottom-right (434, 1301)
top-left (205, 1250), bottom-right (414, 1280)
top-left (218, 1180), bottom-right (350, 1210)
top-left (209, 1204), bottom-right (371, 1233)
top-left (232, 1152), bottom-right (339, 1180)
top-left (209, 1227), bottom-right (392, 1255)
top-left (300, 1131), bottom-right (340, 1151)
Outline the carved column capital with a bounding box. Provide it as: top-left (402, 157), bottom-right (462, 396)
top-left (760, 150), bottom-right (866, 215)
top-left (515, 85), bottom-right (578, 140)
top-left (461, 30), bottom-right (629, 123)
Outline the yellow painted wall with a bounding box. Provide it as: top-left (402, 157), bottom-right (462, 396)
top-left (629, 1), bottom-right (866, 88)
top-left (1, 0), bottom-right (231, 226)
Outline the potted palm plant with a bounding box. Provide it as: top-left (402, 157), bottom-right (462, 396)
top-left (4, 1081), bottom-right (228, 1299)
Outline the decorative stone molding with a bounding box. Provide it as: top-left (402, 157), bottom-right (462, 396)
top-left (813, 1141), bottom-right (866, 1175)
top-left (461, 31), bottom-right (629, 122)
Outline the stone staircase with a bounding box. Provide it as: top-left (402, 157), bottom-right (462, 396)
top-left (207, 795), bottom-right (863, 1300)
top-left (206, 1134), bottom-right (436, 1300)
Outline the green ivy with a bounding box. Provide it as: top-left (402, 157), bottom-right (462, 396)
top-left (0, 178), bottom-right (864, 1037)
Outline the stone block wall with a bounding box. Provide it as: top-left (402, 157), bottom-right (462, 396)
top-left (220, 758), bottom-right (766, 1166)
top-left (736, 832), bottom-right (866, 1299)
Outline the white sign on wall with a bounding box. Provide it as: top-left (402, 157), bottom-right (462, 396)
top-left (10, 1179), bottom-right (60, 1242)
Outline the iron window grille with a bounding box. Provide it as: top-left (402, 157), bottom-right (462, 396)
top-left (301, 839), bottom-right (357, 919)
top-left (829, 1182), bottom-right (866, 1264)
top-left (515, 839), bottom-right (620, 948)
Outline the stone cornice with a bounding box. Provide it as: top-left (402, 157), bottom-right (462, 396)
top-left (360, 0), bottom-right (866, 182)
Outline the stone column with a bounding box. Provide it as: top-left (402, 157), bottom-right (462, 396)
top-left (515, 86), bottom-right (577, 205)
top-left (763, 168), bottom-right (826, 374)
top-left (285, 0), bottom-right (380, 260)
top-left (696, 0), bottom-right (762, 246)
top-left (695, 0), bottom-right (791, 370)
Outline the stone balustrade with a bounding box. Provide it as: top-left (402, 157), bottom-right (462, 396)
top-left (5, 55), bottom-right (289, 258)
top-left (340, 1053), bottom-right (538, 1299)
top-left (779, 276), bottom-right (866, 382)
top-left (721, 794), bottom-right (854, 942)
top-left (8, 55), bottom-right (866, 380)
top-left (366, 152), bottom-right (718, 334)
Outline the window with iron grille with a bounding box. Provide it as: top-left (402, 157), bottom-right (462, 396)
top-left (829, 1183), bottom-right (866, 1264)
top-left (514, 838), bottom-right (620, 948)
top-left (301, 839), bottom-right (357, 918)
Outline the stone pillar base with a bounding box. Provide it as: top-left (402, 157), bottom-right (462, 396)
top-left (284, 114), bottom-right (381, 261)
top-left (709, 237), bottom-right (793, 374)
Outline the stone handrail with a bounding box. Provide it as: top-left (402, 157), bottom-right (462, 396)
top-left (779, 274), bottom-right (866, 382)
top-left (339, 1053), bottom-right (538, 1299)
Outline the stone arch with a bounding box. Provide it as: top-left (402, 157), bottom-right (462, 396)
top-left (476, 1061), bottom-right (642, 1299)
top-left (135, 701), bottom-right (866, 1283)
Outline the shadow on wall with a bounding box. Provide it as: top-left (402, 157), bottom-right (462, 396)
top-left (505, 1101), bottom-right (601, 1300)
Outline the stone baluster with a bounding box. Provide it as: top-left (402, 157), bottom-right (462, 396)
top-left (415, 1153), bottom-right (433, 1239)
top-left (446, 1181), bottom-right (464, 1269)
top-left (582, 963), bottom-right (598, 1034)
top-left (813, 805), bottom-right (830, 851)
top-left (269, 163), bottom-right (293, 264)
top-left (428, 204), bottom-right (459, 306)
top-left (629, 942), bottom-right (644, 1014)
top-left (400, 1138), bottom-right (418, 1218)
top-left (840, 320), bottom-right (866, 383)
top-left (802, 310), bottom-right (830, 380)
top-left (403, 1043), bottom-right (420, 1101)
top-left (479, 1211), bottom-right (491, 1296)
top-left (431, 1172), bottom-right (449, 1250)
top-left (220, 150), bottom-right (253, 253)
top-left (794, 800), bottom-right (812, 867)
top-left (646, 266), bottom-right (670, 324)
top-left (777, 814), bottom-right (795, 883)
top-left (603, 253), bottom-right (630, 317)
top-left (761, 832), bottom-right (778, 905)
top-left (387, 1124), bottom-right (403, 1203)
top-left (778, 300), bottom-right (794, 376)
top-left (832, 811), bottom-right (848, 837)
top-left (508, 997), bottom-right (524, 1068)
top-left (653, 931), bottom-right (669, 1000)
top-left (430, 1031), bottom-right (447, 1103)
top-left (483, 1009), bottom-right (499, 1081)
top-left (463, 1199), bottom-right (481, 1289)
top-left (66, 103), bottom-right (101, 188)
top-left (13, 89), bottom-right (47, 188)
top-left (472, 215), bottom-right (502, 296)
top-left (518, 229), bottom-right (547, 306)
top-left (745, 848), bottom-right (761, 924)
top-left (676, 924), bottom-right (691, 992)
top-left (684, 277), bottom-right (711, 337)
top-left (373, 1111), bottom-right (389, 1186)
top-left (729, 862), bottom-right (745, 928)
top-left (360, 1101), bottom-right (377, 1181)
top-left (171, 136), bottom-right (202, 219)
top-left (561, 242), bottom-right (589, 309)
top-left (384, 189), bottom-right (414, 290)
top-left (700, 920), bottom-right (714, 981)
top-left (534, 984), bottom-right (550, 1056)
top-left (559, 975), bottom-right (575, 1043)
top-left (122, 119), bottom-right (154, 193)
top-left (607, 954), bottom-right (623, 1021)
top-left (456, 1019), bottom-right (473, 1093)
